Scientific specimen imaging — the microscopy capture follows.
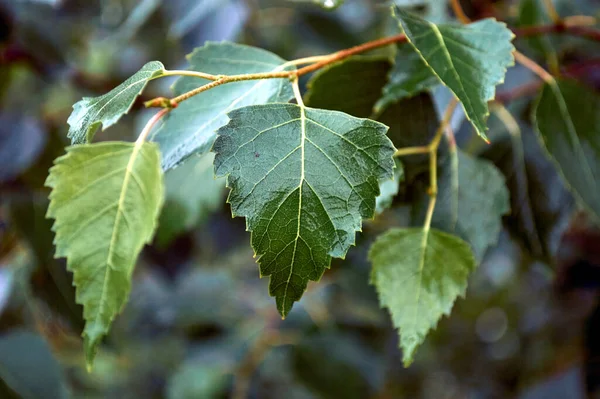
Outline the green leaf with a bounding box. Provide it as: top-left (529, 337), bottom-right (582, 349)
top-left (46, 141), bottom-right (164, 368)
top-left (415, 146), bottom-right (510, 261)
top-left (533, 79), bottom-right (600, 221)
top-left (305, 56), bottom-right (392, 118)
top-left (375, 43), bottom-right (439, 112)
top-left (376, 160), bottom-right (404, 215)
top-left (155, 152), bottom-right (225, 247)
top-left (213, 103), bottom-right (396, 317)
top-left (67, 61), bottom-right (165, 144)
top-left (393, 8), bottom-right (515, 140)
top-left (518, 0), bottom-right (557, 59)
top-left (150, 42), bottom-right (295, 170)
top-left (0, 331), bottom-right (69, 399)
top-left (369, 227), bottom-right (476, 366)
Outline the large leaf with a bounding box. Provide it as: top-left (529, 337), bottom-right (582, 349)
top-left (67, 61), bottom-right (165, 144)
top-left (413, 147), bottom-right (510, 261)
top-left (369, 227), bottom-right (476, 366)
top-left (155, 152), bottom-right (225, 247)
top-left (393, 8), bottom-right (515, 140)
top-left (375, 43), bottom-right (439, 112)
top-left (150, 42), bottom-right (295, 170)
top-left (46, 141), bottom-right (164, 368)
top-left (533, 79), bottom-right (600, 221)
top-left (304, 56), bottom-right (392, 118)
top-left (213, 103), bottom-right (395, 316)
top-left (0, 331), bottom-right (68, 399)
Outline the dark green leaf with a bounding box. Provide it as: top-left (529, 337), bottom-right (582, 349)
top-left (214, 103), bottom-right (395, 316)
top-left (369, 228), bottom-right (476, 366)
top-left (46, 141), bottom-right (164, 368)
top-left (68, 61), bottom-right (165, 144)
top-left (533, 78), bottom-right (600, 221)
top-left (150, 42), bottom-right (295, 170)
top-left (375, 160), bottom-right (404, 215)
top-left (393, 8), bottom-right (515, 140)
top-left (305, 56), bottom-right (392, 118)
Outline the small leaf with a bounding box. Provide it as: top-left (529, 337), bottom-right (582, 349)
top-left (376, 160), bottom-right (404, 215)
top-left (533, 79), bottom-right (600, 221)
top-left (393, 8), bottom-right (515, 140)
top-left (150, 42), bottom-right (295, 170)
top-left (214, 104), bottom-right (395, 317)
top-left (369, 227), bottom-right (476, 366)
top-left (305, 56), bottom-right (392, 118)
top-left (46, 141), bottom-right (164, 368)
top-left (155, 152), bottom-right (225, 247)
top-left (375, 43), bottom-right (439, 112)
top-left (68, 61), bottom-right (165, 144)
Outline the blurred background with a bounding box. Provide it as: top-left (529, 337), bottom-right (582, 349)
top-left (1, 0), bottom-right (600, 398)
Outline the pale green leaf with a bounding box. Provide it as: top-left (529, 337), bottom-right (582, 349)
top-left (68, 61), bottom-right (165, 144)
top-left (46, 141), bottom-right (164, 368)
top-left (375, 43), bottom-right (439, 112)
top-left (305, 56), bottom-right (392, 118)
top-left (369, 227), bottom-right (476, 366)
top-left (393, 8), bottom-right (515, 140)
top-left (213, 103), bottom-right (396, 316)
top-left (150, 42), bottom-right (295, 170)
top-left (156, 152), bottom-right (225, 247)
top-left (375, 160), bottom-right (404, 215)
top-left (534, 79), bottom-right (600, 220)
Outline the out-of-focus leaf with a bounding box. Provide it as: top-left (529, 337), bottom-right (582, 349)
top-left (393, 8), bottom-right (515, 140)
top-left (375, 160), bottom-right (404, 215)
top-left (305, 56), bottom-right (392, 118)
top-left (375, 43), bottom-right (439, 112)
top-left (518, 0), bottom-right (557, 60)
top-left (46, 142), bottom-right (164, 368)
top-left (534, 79), bottom-right (600, 221)
top-left (413, 147), bottom-right (510, 261)
top-left (288, 0), bottom-right (345, 10)
top-left (293, 333), bottom-right (378, 399)
top-left (0, 330), bottom-right (68, 399)
top-left (166, 362), bottom-right (229, 399)
top-left (67, 61), bottom-right (165, 144)
top-left (0, 114), bottom-right (46, 183)
top-left (213, 104), bottom-right (395, 317)
top-left (393, 0), bottom-right (448, 23)
top-left (8, 194), bottom-right (83, 328)
top-left (150, 42), bottom-right (295, 170)
top-left (155, 153), bottom-right (225, 248)
top-left (369, 227), bottom-right (476, 365)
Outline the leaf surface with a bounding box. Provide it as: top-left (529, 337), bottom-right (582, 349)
top-left (375, 160), bottom-right (404, 215)
top-left (68, 61), bottom-right (165, 144)
top-left (369, 227), bottom-right (476, 365)
top-left (534, 79), bottom-right (600, 220)
top-left (150, 42), bottom-right (295, 170)
top-left (213, 103), bottom-right (395, 316)
top-left (393, 8), bottom-right (515, 140)
top-left (46, 141), bottom-right (164, 368)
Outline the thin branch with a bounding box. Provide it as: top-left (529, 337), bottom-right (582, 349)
top-left (514, 50), bottom-right (555, 83)
top-left (136, 108), bottom-right (169, 143)
top-left (450, 0), bottom-right (471, 24)
top-left (160, 70), bottom-right (219, 80)
top-left (292, 76), bottom-right (304, 107)
top-left (394, 146), bottom-right (430, 157)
